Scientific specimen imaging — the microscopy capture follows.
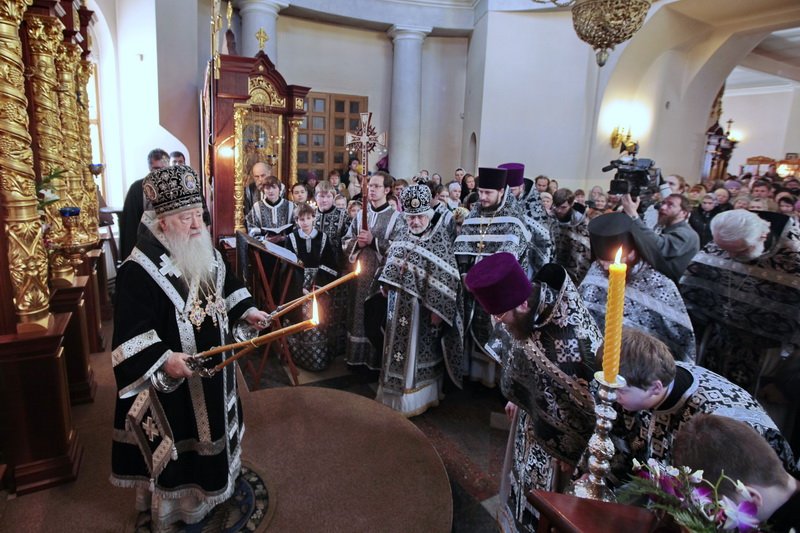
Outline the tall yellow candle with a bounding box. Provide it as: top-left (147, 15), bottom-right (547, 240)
top-left (603, 247), bottom-right (627, 383)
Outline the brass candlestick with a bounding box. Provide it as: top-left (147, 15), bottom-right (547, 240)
top-left (568, 371), bottom-right (626, 502)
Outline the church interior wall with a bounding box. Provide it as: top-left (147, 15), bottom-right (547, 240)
top-left (781, 87), bottom-right (800, 159)
top-left (155, 0), bottom-right (198, 169)
top-left (419, 36), bottom-right (468, 178)
top-left (276, 16), bottom-right (394, 173)
top-left (723, 88), bottom-right (799, 171)
top-left (461, 10), bottom-right (488, 175)
top-left (590, 0), bottom-right (800, 185)
top-left (478, 10), bottom-right (593, 190)
top-left (87, 0), bottom-right (125, 207)
top-left (108, 0), bottom-right (186, 203)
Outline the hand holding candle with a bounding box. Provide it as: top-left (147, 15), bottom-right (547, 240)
top-left (602, 247), bottom-right (627, 383)
top-left (210, 296), bottom-right (321, 373)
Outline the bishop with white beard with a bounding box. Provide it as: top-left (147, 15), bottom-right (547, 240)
top-left (110, 165), bottom-right (269, 530)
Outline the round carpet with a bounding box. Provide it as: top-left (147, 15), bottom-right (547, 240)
top-left (239, 386), bottom-right (452, 532)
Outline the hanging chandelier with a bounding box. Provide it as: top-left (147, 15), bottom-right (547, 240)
top-left (531, 0), bottom-right (653, 66)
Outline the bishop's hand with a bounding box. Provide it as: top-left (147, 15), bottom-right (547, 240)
top-left (164, 352), bottom-right (194, 379)
top-left (243, 308), bottom-right (271, 329)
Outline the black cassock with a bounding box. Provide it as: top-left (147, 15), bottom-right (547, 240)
top-left (110, 215), bottom-right (254, 527)
top-left (283, 228), bottom-right (339, 371)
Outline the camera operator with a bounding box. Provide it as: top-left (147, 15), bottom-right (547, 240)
top-left (621, 193), bottom-right (699, 284)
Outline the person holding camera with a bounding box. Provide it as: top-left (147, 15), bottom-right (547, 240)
top-left (621, 193), bottom-right (699, 283)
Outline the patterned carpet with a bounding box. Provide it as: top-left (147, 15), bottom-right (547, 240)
top-left (133, 464), bottom-right (274, 533)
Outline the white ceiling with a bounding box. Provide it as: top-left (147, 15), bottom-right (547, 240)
top-left (726, 27), bottom-right (800, 92)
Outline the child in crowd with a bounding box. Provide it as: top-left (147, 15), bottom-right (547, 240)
top-left (290, 182), bottom-right (309, 205)
top-left (334, 194), bottom-right (347, 210)
top-left (328, 170), bottom-right (347, 198)
top-left (283, 203), bottom-right (339, 371)
top-left (347, 199), bottom-right (362, 219)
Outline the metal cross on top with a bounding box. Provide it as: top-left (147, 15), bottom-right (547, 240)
top-left (345, 112), bottom-right (387, 179)
top-left (256, 28), bottom-right (269, 51)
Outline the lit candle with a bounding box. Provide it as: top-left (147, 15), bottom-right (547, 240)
top-left (270, 260), bottom-right (361, 321)
top-left (603, 247), bottom-right (627, 383)
top-left (212, 297), bottom-right (321, 372)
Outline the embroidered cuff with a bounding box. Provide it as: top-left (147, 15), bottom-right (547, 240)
top-left (112, 329), bottom-right (162, 367)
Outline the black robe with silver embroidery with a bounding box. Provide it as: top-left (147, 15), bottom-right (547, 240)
top-left (111, 218), bottom-right (254, 525)
top-left (342, 202), bottom-right (404, 368)
top-left (679, 215), bottom-right (800, 390)
top-left (376, 221), bottom-right (464, 416)
top-left (283, 229), bottom-right (339, 371)
top-left (579, 260), bottom-right (697, 362)
top-left (245, 197), bottom-right (294, 237)
top-left (488, 265), bottom-right (602, 533)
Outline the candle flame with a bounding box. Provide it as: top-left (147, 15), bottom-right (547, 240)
top-left (614, 247), bottom-right (623, 264)
top-left (355, 260), bottom-right (362, 275)
top-left (311, 296), bottom-right (320, 325)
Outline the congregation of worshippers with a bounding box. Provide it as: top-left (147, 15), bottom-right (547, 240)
top-left (120, 151), bottom-right (800, 532)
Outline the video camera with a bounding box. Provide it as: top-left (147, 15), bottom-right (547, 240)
top-left (602, 141), bottom-right (662, 213)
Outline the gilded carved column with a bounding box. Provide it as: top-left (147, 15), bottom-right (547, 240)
top-left (25, 12), bottom-right (73, 285)
top-left (288, 117), bottom-right (302, 186)
top-left (54, 41), bottom-right (89, 244)
top-left (0, 0), bottom-right (52, 331)
top-left (75, 59), bottom-right (98, 242)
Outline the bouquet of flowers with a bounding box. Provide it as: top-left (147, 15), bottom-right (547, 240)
top-left (37, 169), bottom-right (65, 215)
top-left (617, 458), bottom-right (763, 532)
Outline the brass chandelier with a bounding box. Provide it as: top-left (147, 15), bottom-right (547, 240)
top-left (532, 0), bottom-right (652, 66)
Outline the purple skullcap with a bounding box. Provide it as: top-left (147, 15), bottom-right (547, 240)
top-left (498, 163), bottom-right (525, 188)
top-left (477, 167), bottom-right (507, 190)
top-left (464, 252), bottom-right (532, 315)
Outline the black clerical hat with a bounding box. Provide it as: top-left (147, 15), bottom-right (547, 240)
top-left (477, 167), bottom-right (507, 190)
top-left (588, 213), bottom-right (635, 262)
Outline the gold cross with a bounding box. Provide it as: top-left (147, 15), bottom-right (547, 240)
top-left (256, 28), bottom-right (269, 51)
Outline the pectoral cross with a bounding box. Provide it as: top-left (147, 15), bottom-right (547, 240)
top-left (256, 28), bottom-right (269, 51)
top-left (158, 254), bottom-right (182, 278)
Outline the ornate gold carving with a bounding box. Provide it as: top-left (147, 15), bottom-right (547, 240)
top-left (233, 104), bottom-right (283, 231)
top-left (233, 105), bottom-right (246, 232)
top-left (0, 0), bottom-right (51, 330)
top-left (76, 59), bottom-right (98, 241)
top-left (247, 77), bottom-right (285, 109)
top-left (24, 13), bottom-right (73, 284)
top-left (54, 41), bottom-right (93, 245)
top-left (288, 118), bottom-right (302, 186)
top-left (294, 97), bottom-right (303, 111)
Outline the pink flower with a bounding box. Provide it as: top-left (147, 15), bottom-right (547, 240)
top-left (691, 485), bottom-right (713, 507)
top-left (719, 496), bottom-right (759, 531)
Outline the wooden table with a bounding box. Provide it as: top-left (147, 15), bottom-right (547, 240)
top-left (528, 490), bottom-right (660, 533)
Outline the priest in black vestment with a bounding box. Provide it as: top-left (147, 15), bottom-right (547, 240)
top-left (111, 166), bottom-right (269, 529)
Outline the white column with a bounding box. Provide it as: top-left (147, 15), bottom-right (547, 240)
top-left (238, 0), bottom-right (287, 61)
top-left (387, 25), bottom-right (431, 180)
